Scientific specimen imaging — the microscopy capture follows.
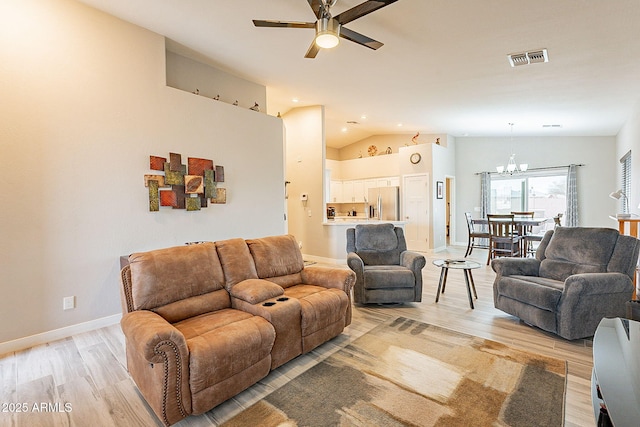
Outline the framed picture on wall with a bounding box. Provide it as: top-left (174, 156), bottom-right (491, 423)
top-left (436, 181), bottom-right (443, 199)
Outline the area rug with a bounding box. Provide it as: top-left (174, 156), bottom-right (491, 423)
top-left (222, 317), bottom-right (567, 427)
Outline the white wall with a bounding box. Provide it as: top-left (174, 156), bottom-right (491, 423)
top-left (283, 106), bottom-right (326, 257)
top-left (454, 136), bottom-right (617, 245)
top-left (0, 0), bottom-right (285, 345)
top-left (616, 100), bottom-right (640, 213)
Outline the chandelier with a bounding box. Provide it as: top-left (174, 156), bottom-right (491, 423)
top-left (496, 123), bottom-right (528, 175)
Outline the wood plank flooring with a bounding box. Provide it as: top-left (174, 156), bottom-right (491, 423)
top-left (0, 246), bottom-right (596, 426)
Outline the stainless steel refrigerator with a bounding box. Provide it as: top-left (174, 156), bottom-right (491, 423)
top-left (367, 186), bottom-right (399, 220)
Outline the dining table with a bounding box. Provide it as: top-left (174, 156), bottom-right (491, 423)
top-left (471, 216), bottom-right (549, 228)
top-left (471, 216), bottom-right (550, 259)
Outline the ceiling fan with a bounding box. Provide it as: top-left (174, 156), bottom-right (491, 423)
top-left (253, 0), bottom-right (399, 58)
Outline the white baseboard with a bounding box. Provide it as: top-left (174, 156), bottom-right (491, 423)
top-left (0, 313), bottom-right (122, 356)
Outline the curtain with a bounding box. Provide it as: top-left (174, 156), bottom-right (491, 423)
top-left (481, 172), bottom-right (490, 218)
top-left (566, 164), bottom-right (578, 226)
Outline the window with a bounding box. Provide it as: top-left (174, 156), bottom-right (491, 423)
top-left (621, 151), bottom-right (631, 213)
top-left (490, 172), bottom-right (567, 226)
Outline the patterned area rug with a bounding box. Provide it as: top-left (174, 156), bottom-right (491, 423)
top-left (222, 317), bottom-right (567, 427)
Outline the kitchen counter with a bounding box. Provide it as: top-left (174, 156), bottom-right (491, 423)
top-left (325, 218), bottom-right (406, 225)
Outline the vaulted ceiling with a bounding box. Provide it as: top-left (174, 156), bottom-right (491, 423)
top-left (76, 0), bottom-right (640, 148)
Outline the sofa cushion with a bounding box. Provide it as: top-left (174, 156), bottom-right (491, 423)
top-left (540, 227), bottom-right (618, 281)
top-left (246, 235), bottom-right (304, 279)
top-left (363, 266), bottom-right (415, 289)
top-left (128, 243), bottom-right (226, 312)
top-left (355, 223), bottom-right (398, 251)
top-left (176, 309), bottom-right (275, 397)
top-left (353, 223), bottom-right (403, 266)
top-left (283, 285), bottom-right (348, 337)
top-left (215, 238), bottom-right (259, 288)
top-left (155, 289), bottom-right (231, 323)
top-left (496, 275), bottom-right (563, 311)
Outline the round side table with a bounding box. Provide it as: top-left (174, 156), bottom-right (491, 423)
top-left (432, 259), bottom-right (482, 309)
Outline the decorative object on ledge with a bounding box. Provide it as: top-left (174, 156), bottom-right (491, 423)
top-left (233, 100), bottom-right (239, 106)
top-left (250, 102), bottom-right (260, 112)
top-left (385, 146), bottom-right (392, 154)
top-left (435, 137), bottom-right (440, 145)
top-left (412, 132), bottom-right (419, 144)
top-left (367, 145), bottom-right (377, 156)
top-left (145, 152), bottom-right (226, 212)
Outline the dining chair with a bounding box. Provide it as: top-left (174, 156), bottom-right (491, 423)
top-left (554, 213), bottom-right (563, 228)
top-left (487, 214), bottom-right (523, 265)
top-left (464, 212), bottom-right (490, 257)
top-left (511, 211), bottom-right (538, 256)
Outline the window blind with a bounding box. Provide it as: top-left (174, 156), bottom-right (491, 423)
top-left (621, 150), bottom-right (631, 213)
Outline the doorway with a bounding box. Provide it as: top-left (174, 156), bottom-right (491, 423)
top-left (403, 173), bottom-right (429, 252)
top-left (445, 176), bottom-right (455, 246)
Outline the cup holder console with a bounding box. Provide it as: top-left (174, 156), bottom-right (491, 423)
top-left (262, 297), bottom-right (289, 307)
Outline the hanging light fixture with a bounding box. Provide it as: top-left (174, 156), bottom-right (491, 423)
top-left (496, 123), bottom-right (528, 175)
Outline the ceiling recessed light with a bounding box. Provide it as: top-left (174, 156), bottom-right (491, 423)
top-left (341, 127), bottom-right (347, 132)
top-left (292, 98), bottom-right (299, 103)
top-left (542, 124), bottom-right (563, 128)
top-left (397, 123), bottom-right (403, 127)
top-left (360, 114), bottom-right (367, 120)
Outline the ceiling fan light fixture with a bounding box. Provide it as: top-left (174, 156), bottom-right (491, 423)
top-left (315, 18), bottom-right (340, 49)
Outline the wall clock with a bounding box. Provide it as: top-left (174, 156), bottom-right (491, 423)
top-left (410, 153), bottom-right (421, 164)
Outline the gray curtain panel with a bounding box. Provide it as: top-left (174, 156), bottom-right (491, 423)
top-left (566, 164), bottom-right (578, 226)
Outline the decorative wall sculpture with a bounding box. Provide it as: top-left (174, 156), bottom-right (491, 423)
top-left (145, 152), bottom-right (225, 212)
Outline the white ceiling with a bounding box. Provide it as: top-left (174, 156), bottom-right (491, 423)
top-left (76, 0), bottom-right (640, 148)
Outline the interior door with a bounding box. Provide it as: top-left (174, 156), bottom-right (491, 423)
top-left (403, 174), bottom-right (429, 252)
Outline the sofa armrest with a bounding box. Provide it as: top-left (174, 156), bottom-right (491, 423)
top-left (120, 310), bottom-right (191, 425)
top-left (229, 279), bottom-right (284, 304)
top-left (563, 272), bottom-right (634, 296)
top-left (121, 310), bottom-right (188, 364)
top-left (301, 265), bottom-right (356, 293)
top-left (347, 252), bottom-right (364, 276)
top-left (491, 258), bottom-right (540, 277)
top-left (557, 272), bottom-right (634, 340)
top-left (400, 251), bottom-right (426, 273)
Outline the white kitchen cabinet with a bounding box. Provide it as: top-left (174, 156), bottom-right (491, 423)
top-left (342, 181), bottom-right (354, 203)
top-left (352, 180), bottom-right (365, 202)
top-left (329, 180), bottom-right (343, 204)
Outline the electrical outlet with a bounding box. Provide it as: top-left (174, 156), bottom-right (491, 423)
top-left (63, 296), bottom-right (75, 310)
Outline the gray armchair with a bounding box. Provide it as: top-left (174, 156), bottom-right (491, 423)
top-left (346, 223), bottom-right (426, 304)
top-left (492, 227), bottom-right (640, 340)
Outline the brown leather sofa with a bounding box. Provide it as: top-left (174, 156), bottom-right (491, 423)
top-left (119, 234), bottom-right (355, 426)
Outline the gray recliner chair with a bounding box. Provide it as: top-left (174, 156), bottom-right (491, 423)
top-left (492, 227), bottom-right (640, 340)
top-left (346, 223), bottom-right (426, 304)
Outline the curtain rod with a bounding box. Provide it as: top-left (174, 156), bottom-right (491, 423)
top-left (475, 163), bottom-right (585, 175)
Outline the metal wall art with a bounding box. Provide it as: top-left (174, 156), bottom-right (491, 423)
top-left (145, 152), bottom-right (226, 212)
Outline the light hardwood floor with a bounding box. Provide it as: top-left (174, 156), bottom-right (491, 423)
top-left (0, 246), bottom-right (595, 427)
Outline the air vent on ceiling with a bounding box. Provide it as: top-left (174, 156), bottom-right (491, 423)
top-left (508, 49), bottom-right (549, 67)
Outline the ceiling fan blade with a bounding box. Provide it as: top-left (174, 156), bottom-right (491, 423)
top-left (304, 40), bottom-right (321, 58)
top-left (253, 19), bottom-right (315, 29)
top-left (334, 0), bottom-right (399, 25)
top-left (339, 26), bottom-right (383, 50)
